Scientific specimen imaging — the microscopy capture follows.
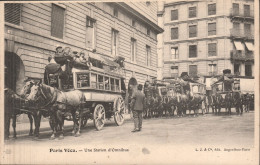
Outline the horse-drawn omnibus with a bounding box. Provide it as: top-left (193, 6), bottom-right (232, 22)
top-left (210, 70), bottom-right (242, 115)
top-left (44, 49), bottom-right (126, 131)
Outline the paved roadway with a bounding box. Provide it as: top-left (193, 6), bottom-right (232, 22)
top-left (2, 109), bottom-right (256, 165)
top-left (5, 109), bottom-right (254, 147)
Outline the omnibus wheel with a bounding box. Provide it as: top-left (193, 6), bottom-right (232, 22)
top-left (93, 104), bottom-right (105, 131)
top-left (114, 96), bottom-right (125, 126)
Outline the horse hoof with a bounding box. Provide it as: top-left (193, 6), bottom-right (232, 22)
top-left (29, 133), bottom-right (33, 136)
top-left (49, 136), bottom-right (55, 140)
top-left (75, 133), bottom-right (80, 137)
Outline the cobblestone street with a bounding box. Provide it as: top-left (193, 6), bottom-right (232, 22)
top-left (5, 110), bottom-right (255, 147)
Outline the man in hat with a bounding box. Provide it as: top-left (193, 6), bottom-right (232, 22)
top-left (130, 84), bottom-right (145, 132)
top-left (55, 46), bottom-right (63, 56)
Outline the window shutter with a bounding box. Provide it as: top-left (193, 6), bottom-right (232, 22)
top-left (244, 5), bottom-right (250, 17)
top-left (208, 23), bottom-right (216, 35)
top-left (208, 4), bottom-right (216, 15)
top-left (171, 10), bottom-right (178, 21)
top-left (189, 7), bottom-right (196, 18)
top-left (51, 4), bottom-right (65, 39)
top-left (189, 25), bottom-right (197, 37)
top-left (208, 23), bottom-right (215, 31)
top-left (5, 3), bottom-right (21, 25)
top-left (233, 3), bottom-right (239, 15)
top-left (171, 28), bottom-right (178, 40)
top-left (208, 43), bottom-right (216, 56)
top-left (189, 45), bottom-right (197, 58)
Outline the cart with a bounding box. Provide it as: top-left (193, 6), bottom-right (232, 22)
top-left (45, 49), bottom-right (126, 130)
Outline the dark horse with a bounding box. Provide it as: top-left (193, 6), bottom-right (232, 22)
top-left (27, 83), bottom-right (86, 139)
top-left (4, 80), bottom-right (35, 140)
top-left (233, 92), bottom-right (243, 115)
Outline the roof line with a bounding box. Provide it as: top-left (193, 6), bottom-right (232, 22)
top-left (115, 2), bottom-right (164, 34)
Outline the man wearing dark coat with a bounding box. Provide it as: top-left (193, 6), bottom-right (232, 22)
top-left (130, 84), bottom-right (145, 132)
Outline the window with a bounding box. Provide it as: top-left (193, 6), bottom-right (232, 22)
top-left (189, 65), bottom-right (197, 77)
top-left (189, 45), bottom-right (197, 58)
top-left (111, 29), bottom-right (119, 56)
top-left (77, 73), bottom-right (90, 88)
top-left (189, 7), bottom-right (197, 18)
top-left (111, 78), bottom-right (115, 91)
top-left (63, 74), bottom-right (74, 90)
top-left (98, 75), bottom-right (104, 90)
top-left (146, 45), bottom-right (151, 66)
top-left (91, 73), bottom-right (97, 88)
top-left (5, 3), bottom-right (21, 25)
top-left (189, 25), bottom-right (197, 38)
top-left (245, 64), bottom-right (252, 76)
top-left (115, 79), bottom-right (120, 92)
top-left (171, 66), bottom-right (178, 78)
top-left (208, 43), bottom-right (217, 56)
top-left (208, 64), bottom-right (217, 76)
top-left (208, 22), bottom-right (216, 36)
top-left (86, 16), bottom-right (96, 49)
top-left (208, 3), bottom-right (216, 15)
top-left (171, 27), bottom-right (178, 40)
top-left (234, 63), bottom-right (240, 75)
top-left (171, 47), bottom-right (179, 59)
top-left (171, 9), bottom-right (178, 21)
top-left (113, 8), bottom-right (118, 17)
top-left (147, 28), bottom-right (151, 36)
top-left (233, 22), bottom-right (240, 35)
top-left (233, 3), bottom-right (239, 15)
top-left (130, 38), bottom-right (136, 62)
top-left (132, 19), bottom-right (136, 27)
top-left (244, 5), bottom-right (250, 17)
top-left (51, 4), bottom-right (65, 39)
top-left (104, 77), bottom-right (110, 90)
top-left (244, 23), bottom-right (251, 36)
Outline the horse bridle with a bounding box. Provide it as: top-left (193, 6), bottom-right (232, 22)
top-left (37, 84), bottom-right (58, 108)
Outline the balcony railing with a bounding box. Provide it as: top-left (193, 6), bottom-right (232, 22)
top-left (230, 50), bottom-right (254, 61)
top-left (230, 9), bottom-right (254, 18)
top-left (230, 28), bottom-right (254, 40)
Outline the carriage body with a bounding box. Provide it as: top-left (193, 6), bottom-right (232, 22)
top-left (44, 54), bottom-right (126, 130)
top-left (210, 76), bottom-right (242, 112)
top-left (211, 78), bottom-right (241, 95)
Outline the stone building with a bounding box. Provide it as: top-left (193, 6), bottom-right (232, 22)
top-left (157, 0), bottom-right (254, 80)
top-left (4, 2), bottom-right (163, 93)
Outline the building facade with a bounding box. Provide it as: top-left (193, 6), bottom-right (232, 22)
top-left (4, 2), bottom-right (163, 93)
top-left (157, 0), bottom-right (254, 80)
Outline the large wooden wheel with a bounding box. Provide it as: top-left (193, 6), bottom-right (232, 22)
top-left (114, 96), bottom-right (125, 126)
top-left (93, 104), bottom-right (105, 130)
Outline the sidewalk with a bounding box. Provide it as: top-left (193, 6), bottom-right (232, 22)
top-left (10, 113), bottom-right (132, 136)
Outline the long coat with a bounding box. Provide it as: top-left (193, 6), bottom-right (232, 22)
top-left (131, 90), bottom-right (145, 111)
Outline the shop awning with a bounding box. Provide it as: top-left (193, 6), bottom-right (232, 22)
top-left (245, 42), bottom-right (254, 51)
top-left (234, 41), bottom-right (244, 50)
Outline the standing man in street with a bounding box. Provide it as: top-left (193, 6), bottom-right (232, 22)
top-left (130, 84), bottom-right (145, 132)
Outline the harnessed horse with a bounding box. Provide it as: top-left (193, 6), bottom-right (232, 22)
top-left (162, 88), bottom-right (179, 117)
top-left (4, 80), bottom-right (35, 139)
top-left (27, 83), bottom-right (86, 139)
top-left (233, 91), bottom-right (243, 115)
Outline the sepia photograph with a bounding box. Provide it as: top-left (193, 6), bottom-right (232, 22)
top-left (0, 0), bottom-right (259, 164)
